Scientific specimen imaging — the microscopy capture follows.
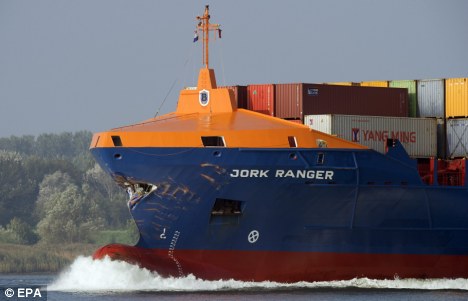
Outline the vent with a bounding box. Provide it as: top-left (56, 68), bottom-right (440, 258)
top-left (111, 136), bottom-right (122, 147)
top-left (201, 136), bottom-right (226, 147)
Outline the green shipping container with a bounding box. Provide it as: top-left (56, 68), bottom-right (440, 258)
top-left (389, 80), bottom-right (417, 117)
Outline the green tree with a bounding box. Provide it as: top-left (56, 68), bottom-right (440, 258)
top-left (0, 151), bottom-right (36, 226)
top-left (36, 171), bottom-right (104, 243)
top-left (82, 164), bottom-right (129, 228)
top-left (71, 132), bottom-right (96, 172)
top-left (7, 217), bottom-right (38, 244)
top-left (0, 135), bottom-right (35, 155)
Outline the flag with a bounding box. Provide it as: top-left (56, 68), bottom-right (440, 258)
top-left (193, 32), bottom-right (199, 43)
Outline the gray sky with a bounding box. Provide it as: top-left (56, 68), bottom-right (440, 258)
top-left (1, 0), bottom-right (467, 137)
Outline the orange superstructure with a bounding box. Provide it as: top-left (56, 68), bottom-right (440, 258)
top-left (91, 65), bottom-right (366, 149)
top-left (91, 5), bottom-right (366, 151)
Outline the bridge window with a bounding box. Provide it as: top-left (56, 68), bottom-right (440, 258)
top-left (111, 136), bottom-right (122, 147)
top-left (288, 136), bottom-right (297, 147)
top-left (201, 136), bottom-right (226, 147)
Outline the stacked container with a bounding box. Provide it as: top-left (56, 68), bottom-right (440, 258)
top-left (416, 79), bottom-right (446, 158)
top-left (275, 83), bottom-right (302, 119)
top-left (446, 78), bottom-right (468, 118)
top-left (305, 114), bottom-right (437, 158)
top-left (324, 82), bottom-right (360, 86)
top-left (360, 81), bottom-right (388, 87)
top-left (436, 118), bottom-right (446, 159)
top-left (241, 76), bottom-right (468, 161)
top-left (275, 83), bottom-right (408, 120)
top-left (219, 85), bottom-right (248, 109)
top-left (416, 79), bottom-right (445, 118)
top-left (247, 84), bottom-right (275, 116)
top-left (389, 80), bottom-right (417, 117)
top-left (446, 118), bottom-right (468, 158)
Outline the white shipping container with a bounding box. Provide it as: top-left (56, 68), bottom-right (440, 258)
top-left (446, 118), bottom-right (468, 158)
top-left (417, 79), bottom-right (445, 118)
top-left (305, 114), bottom-right (437, 157)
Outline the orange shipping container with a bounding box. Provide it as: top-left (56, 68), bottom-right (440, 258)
top-left (247, 84), bottom-right (275, 116)
top-left (360, 81), bottom-right (388, 87)
top-left (325, 82), bottom-right (360, 86)
top-left (446, 78), bottom-right (468, 118)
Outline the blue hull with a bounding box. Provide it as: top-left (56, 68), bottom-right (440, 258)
top-left (91, 143), bottom-right (468, 280)
top-left (91, 144), bottom-right (468, 252)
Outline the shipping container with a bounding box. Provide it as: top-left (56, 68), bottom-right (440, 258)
top-left (286, 119), bottom-right (302, 124)
top-left (297, 83), bottom-right (408, 118)
top-left (436, 118), bottom-right (446, 159)
top-left (275, 84), bottom-right (302, 119)
top-left (305, 114), bottom-right (437, 157)
top-left (360, 81), bottom-right (388, 87)
top-left (446, 78), bottom-right (468, 118)
top-left (324, 82), bottom-right (360, 86)
top-left (389, 80), bottom-right (417, 117)
top-left (446, 118), bottom-right (468, 158)
top-left (417, 79), bottom-right (445, 118)
top-left (247, 84), bottom-right (275, 116)
top-left (219, 85), bottom-right (248, 109)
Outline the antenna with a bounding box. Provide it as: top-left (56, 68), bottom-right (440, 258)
top-left (195, 5), bottom-right (221, 69)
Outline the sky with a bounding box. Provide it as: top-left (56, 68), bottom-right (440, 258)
top-left (1, 0), bottom-right (467, 138)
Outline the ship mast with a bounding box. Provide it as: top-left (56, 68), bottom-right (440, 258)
top-left (196, 5), bottom-right (221, 69)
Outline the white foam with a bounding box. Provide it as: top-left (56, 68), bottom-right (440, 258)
top-left (48, 256), bottom-right (468, 292)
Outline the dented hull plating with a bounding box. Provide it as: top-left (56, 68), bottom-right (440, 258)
top-left (91, 145), bottom-right (468, 281)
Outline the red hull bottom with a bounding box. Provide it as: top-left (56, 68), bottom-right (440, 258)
top-left (93, 244), bottom-right (468, 282)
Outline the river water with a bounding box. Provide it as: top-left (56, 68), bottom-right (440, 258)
top-left (2, 256), bottom-right (468, 300)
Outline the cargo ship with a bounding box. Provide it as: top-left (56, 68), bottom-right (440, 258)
top-left (91, 6), bottom-right (468, 282)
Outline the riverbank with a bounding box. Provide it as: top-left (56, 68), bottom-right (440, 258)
top-left (0, 225), bottom-right (137, 273)
top-left (0, 243), bottom-right (98, 273)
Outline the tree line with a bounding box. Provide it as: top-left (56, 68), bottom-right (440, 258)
top-left (0, 131), bottom-right (134, 245)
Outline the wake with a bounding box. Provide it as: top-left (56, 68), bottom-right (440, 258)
top-left (48, 256), bottom-right (468, 292)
